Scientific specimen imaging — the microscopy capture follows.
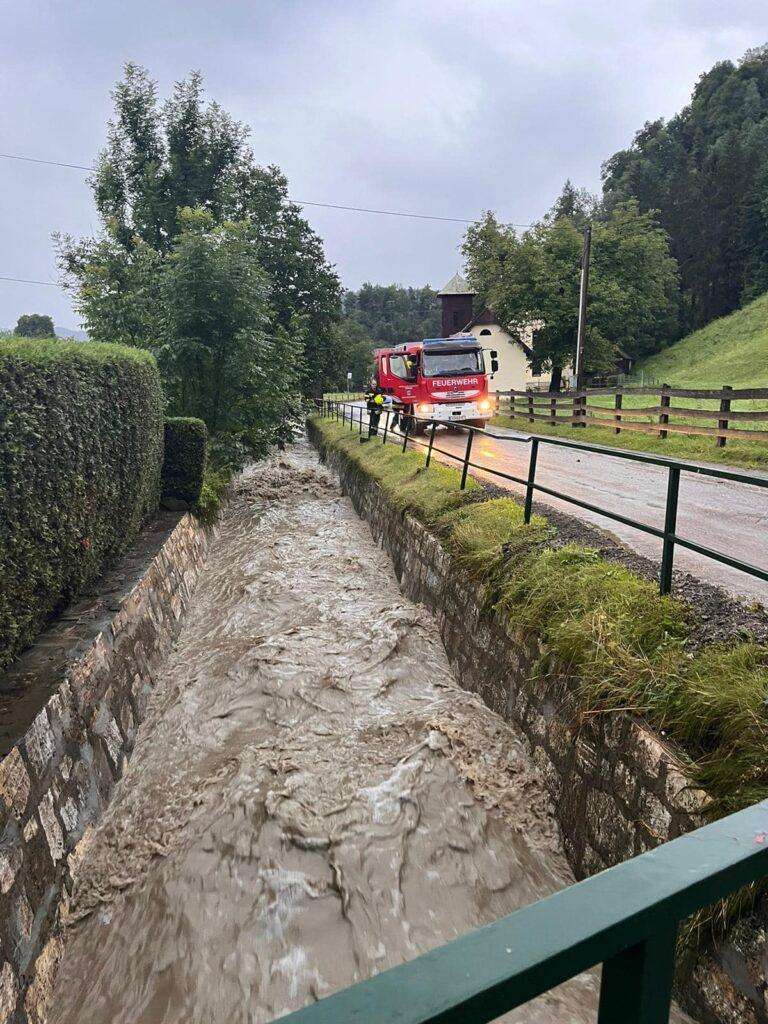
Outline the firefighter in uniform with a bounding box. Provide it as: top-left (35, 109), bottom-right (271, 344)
top-left (362, 388), bottom-right (385, 441)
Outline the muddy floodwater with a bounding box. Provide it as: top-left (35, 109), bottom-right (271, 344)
top-left (50, 440), bottom-right (602, 1023)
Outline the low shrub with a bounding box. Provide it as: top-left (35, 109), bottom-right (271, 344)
top-left (196, 464), bottom-right (232, 524)
top-left (0, 338), bottom-right (164, 671)
top-left (162, 417), bottom-right (208, 507)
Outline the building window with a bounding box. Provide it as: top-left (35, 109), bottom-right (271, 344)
top-left (479, 328), bottom-right (491, 336)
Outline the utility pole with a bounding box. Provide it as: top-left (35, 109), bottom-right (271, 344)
top-left (574, 224), bottom-right (591, 391)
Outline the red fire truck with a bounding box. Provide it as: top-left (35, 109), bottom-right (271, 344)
top-left (373, 336), bottom-right (498, 433)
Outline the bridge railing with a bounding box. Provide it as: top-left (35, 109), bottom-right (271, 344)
top-left (275, 801), bottom-right (768, 1024)
top-left (318, 400), bottom-right (768, 597)
top-left (300, 400), bottom-right (768, 1024)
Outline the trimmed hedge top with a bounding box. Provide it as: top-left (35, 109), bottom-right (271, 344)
top-left (162, 417), bottom-right (208, 507)
top-left (0, 338), bottom-right (165, 671)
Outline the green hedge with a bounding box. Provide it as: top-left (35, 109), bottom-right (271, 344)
top-left (161, 417), bottom-right (207, 507)
top-left (0, 338), bottom-right (164, 671)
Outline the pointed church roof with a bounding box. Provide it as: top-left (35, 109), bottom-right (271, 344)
top-left (438, 272), bottom-right (475, 296)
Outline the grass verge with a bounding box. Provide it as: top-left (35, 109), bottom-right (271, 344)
top-left (492, 415), bottom-right (768, 470)
top-left (312, 419), bottom-right (482, 523)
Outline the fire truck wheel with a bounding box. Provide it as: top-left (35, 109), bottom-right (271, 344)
top-left (466, 419), bottom-right (487, 429)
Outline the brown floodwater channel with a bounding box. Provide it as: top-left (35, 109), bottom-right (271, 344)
top-left (51, 440), bottom-right (615, 1022)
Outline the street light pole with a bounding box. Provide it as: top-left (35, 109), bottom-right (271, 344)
top-left (574, 224), bottom-right (591, 392)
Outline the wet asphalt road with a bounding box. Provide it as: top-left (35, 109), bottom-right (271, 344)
top-left (351, 405), bottom-right (767, 604)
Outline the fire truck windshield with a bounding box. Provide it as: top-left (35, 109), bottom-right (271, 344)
top-left (422, 350), bottom-right (482, 377)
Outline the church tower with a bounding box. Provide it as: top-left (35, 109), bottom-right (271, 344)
top-left (438, 272), bottom-right (475, 337)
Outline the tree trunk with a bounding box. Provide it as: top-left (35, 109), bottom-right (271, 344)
top-left (549, 365), bottom-right (562, 392)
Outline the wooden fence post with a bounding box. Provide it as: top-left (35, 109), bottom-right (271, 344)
top-left (717, 385), bottom-right (732, 448)
top-left (572, 391), bottom-right (580, 428)
top-left (614, 391), bottom-right (622, 435)
top-left (528, 392), bottom-right (534, 424)
top-left (550, 393), bottom-right (557, 425)
top-left (659, 384), bottom-right (670, 439)
top-left (510, 392), bottom-right (516, 420)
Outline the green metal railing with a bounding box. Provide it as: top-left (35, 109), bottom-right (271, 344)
top-left (321, 400), bottom-right (768, 597)
top-left (276, 802), bottom-right (768, 1024)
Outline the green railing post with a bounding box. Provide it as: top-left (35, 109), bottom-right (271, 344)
top-left (597, 925), bottom-right (677, 1024)
top-left (382, 411), bottom-right (390, 446)
top-left (402, 418), bottom-right (410, 453)
top-left (524, 438), bottom-right (539, 524)
top-left (460, 429), bottom-right (474, 490)
top-left (660, 466), bottom-right (680, 595)
top-left (425, 421), bottom-right (437, 468)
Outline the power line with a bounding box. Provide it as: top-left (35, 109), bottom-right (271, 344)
top-left (0, 151), bottom-right (535, 227)
top-left (0, 275), bottom-right (61, 287)
top-left (0, 152), bottom-right (93, 172)
top-left (290, 200), bottom-right (472, 223)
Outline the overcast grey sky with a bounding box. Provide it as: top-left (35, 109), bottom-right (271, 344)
top-left (1, 0), bottom-right (766, 330)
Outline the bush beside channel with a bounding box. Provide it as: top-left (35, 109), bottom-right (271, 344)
top-left (0, 338), bottom-right (164, 671)
top-left (161, 417), bottom-right (208, 508)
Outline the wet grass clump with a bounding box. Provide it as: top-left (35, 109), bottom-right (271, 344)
top-left (437, 498), bottom-right (549, 580)
top-left (196, 464), bottom-right (233, 524)
top-left (315, 420), bottom-right (480, 523)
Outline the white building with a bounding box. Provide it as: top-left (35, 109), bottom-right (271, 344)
top-left (439, 273), bottom-right (550, 392)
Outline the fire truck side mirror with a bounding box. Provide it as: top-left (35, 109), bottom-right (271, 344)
top-left (490, 351), bottom-right (499, 374)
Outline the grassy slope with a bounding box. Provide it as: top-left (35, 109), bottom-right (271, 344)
top-left (640, 291), bottom-right (768, 387)
top-left (493, 295), bottom-right (768, 469)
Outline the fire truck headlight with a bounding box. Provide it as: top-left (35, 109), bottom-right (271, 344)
top-left (416, 403), bottom-right (431, 415)
top-left (478, 399), bottom-right (492, 413)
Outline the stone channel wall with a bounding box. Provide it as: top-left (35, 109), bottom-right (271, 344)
top-left (309, 424), bottom-right (707, 876)
top-left (0, 514), bottom-right (212, 1024)
top-left (312, 422), bottom-right (768, 1022)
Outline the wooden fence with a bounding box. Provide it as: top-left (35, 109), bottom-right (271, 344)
top-left (497, 385), bottom-right (768, 448)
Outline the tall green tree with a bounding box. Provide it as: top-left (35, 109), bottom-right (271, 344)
top-left (159, 209), bottom-right (302, 458)
top-left (61, 207), bottom-right (302, 460)
top-left (603, 45), bottom-right (768, 334)
top-left (463, 187), bottom-right (679, 389)
top-left (57, 63), bottom-right (341, 408)
top-left (15, 314), bottom-right (54, 338)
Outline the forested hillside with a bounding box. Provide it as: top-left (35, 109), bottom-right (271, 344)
top-left (343, 284), bottom-right (440, 345)
top-left (603, 45), bottom-right (768, 336)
